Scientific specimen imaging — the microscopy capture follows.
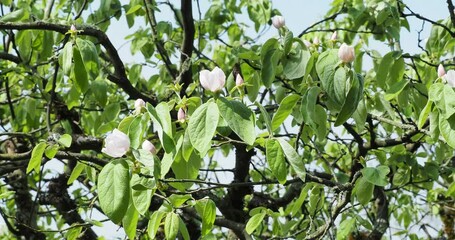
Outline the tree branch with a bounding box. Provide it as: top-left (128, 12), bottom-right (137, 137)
top-left (178, 0), bottom-right (195, 97)
top-left (0, 21), bottom-right (157, 105)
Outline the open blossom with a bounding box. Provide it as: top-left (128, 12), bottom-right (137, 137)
top-left (235, 74), bottom-right (244, 86)
top-left (142, 140), bottom-right (157, 155)
top-left (271, 16), bottom-right (285, 29)
top-left (444, 70), bottom-right (455, 87)
top-left (338, 43), bottom-right (355, 63)
top-left (134, 98), bottom-right (145, 113)
top-left (199, 67), bottom-right (226, 92)
top-left (102, 129), bottom-right (130, 158)
top-left (177, 108), bottom-right (186, 122)
top-left (438, 64), bottom-right (446, 78)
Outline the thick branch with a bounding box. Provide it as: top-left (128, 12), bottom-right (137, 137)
top-left (0, 21), bottom-right (156, 105)
top-left (179, 0), bottom-right (195, 97)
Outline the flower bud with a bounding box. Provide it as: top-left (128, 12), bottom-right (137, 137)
top-left (177, 108), bottom-right (186, 122)
top-left (102, 129), bottom-right (130, 158)
top-left (330, 32), bottom-right (337, 41)
top-left (303, 40), bottom-right (312, 48)
top-left (313, 37), bottom-right (320, 45)
top-left (271, 16), bottom-right (285, 29)
top-left (199, 67), bottom-right (226, 92)
top-left (438, 64), bottom-right (446, 78)
top-left (134, 98), bottom-right (145, 113)
top-left (338, 43), bottom-right (355, 63)
top-left (70, 24), bottom-right (77, 32)
top-left (235, 74), bottom-right (244, 86)
top-left (142, 140), bottom-right (157, 155)
top-left (444, 70), bottom-right (455, 88)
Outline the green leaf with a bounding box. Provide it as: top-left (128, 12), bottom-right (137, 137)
top-left (126, 4), bottom-right (142, 15)
top-left (385, 79), bottom-right (409, 101)
top-left (335, 73), bottom-right (364, 126)
top-left (147, 103), bottom-right (175, 153)
top-left (44, 144), bottom-right (59, 159)
top-left (336, 217), bottom-right (356, 240)
top-left (62, 42), bottom-right (73, 75)
top-left (217, 98), bottom-right (256, 145)
top-left (188, 102), bottom-right (219, 155)
top-left (355, 176), bottom-right (374, 205)
top-left (67, 162), bottom-right (85, 185)
top-left (261, 38), bottom-right (281, 88)
top-left (65, 225), bottom-right (82, 240)
top-left (430, 83), bottom-right (455, 119)
top-left (195, 198), bottom-right (216, 236)
top-left (171, 152), bottom-right (202, 191)
top-left (283, 44), bottom-right (310, 79)
top-left (333, 67), bottom-right (348, 104)
top-left (255, 102), bottom-right (273, 136)
top-left (97, 159), bottom-right (130, 223)
top-left (148, 211), bottom-right (167, 239)
top-left (57, 134), bottom-right (72, 148)
top-left (246, 72), bottom-right (260, 102)
top-left (376, 52), bottom-right (394, 88)
top-left (271, 94), bottom-right (300, 131)
top-left (266, 139), bottom-right (287, 184)
top-left (165, 212), bottom-right (180, 240)
top-left (418, 100), bottom-right (432, 129)
top-left (27, 142), bottom-right (47, 174)
top-left (91, 80), bottom-right (108, 107)
top-left (122, 201), bottom-right (139, 240)
top-left (72, 47), bottom-right (89, 93)
top-left (132, 149), bottom-right (155, 168)
top-left (301, 86), bottom-right (321, 128)
top-left (0, 8), bottom-right (28, 22)
top-left (245, 211), bottom-right (266, 234)
top-left (127, 116), bottom-right (144, 149)
top-left (277, 138), bottom-right (306, 181)
top-left (102, 103), bottom-right (121, 122)
top-left (439, 114), bottom-right (455, 148)
top-left (361, 166), bottom-right (390, 187)
top-left (75, 38), bottom-right (99, 79)
top-left (132, 188), bottom-right (153, 215)
top-left (291, 184), bottom-right (313, 216)
top-left (316, 49), bottom-right (339, 106)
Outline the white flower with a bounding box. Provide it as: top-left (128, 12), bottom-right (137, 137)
top-left (313, 37), bottom-right (320, 45)
top-left (444, 70), bottom-right (455, 87)
top-left (199, 67), bottom-right (226, 92)
top-left (330, 32), bottom-right (337, 41)
top-left (235, 74), bottom-right (244, 86)
top-left (338, 43), bottom-right (355, 63)
top-left (438, 64), bottom-right (446, 78)
top-left (142, 140), bottom-right (156, 155)
top-left (271, 16), bottom-right (285, 29)
top-left (134, 99), bottom-right (145, 113)
top-left (177, 108), bottom-right (186, 122)
top-left (102, 129), bottom-right (130, 158)
top-left (70, 24), bottom-right (77, 31)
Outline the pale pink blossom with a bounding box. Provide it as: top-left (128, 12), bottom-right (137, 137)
top-left (177, 108), bottom-right (186, 122)
top-left (330, 32), bottom-right (337, 41)
top-left (303, 40), bottom-right (312, 48)
top-left (338, 43), bottom-right (355, 63)
top-left (313, 37), bottom-right (320, 45)
top-left (438, 64), bottom-right (446, 78)
top-left (102, 129), bottom-right (130, 158)
top-left (444, 70), bottom-right (455, 87)
top-left (142, 140), bottom-right (157, 155)
top-left (199, 67), bottom-right (226, 92)
top-left (70, 24), bottom-right (77, 31)
top-left (134, 98), bottom-right (145, 113)
top-left (235, 74), bottom-right (244, 86)
top-left (271, 16), bottom-right (285, 29)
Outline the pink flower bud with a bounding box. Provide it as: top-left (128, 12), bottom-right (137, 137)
top-left (102, 129), bottom-right (130, 158)
top-left (330, 32), bottom-right (337, 41)
top-left (313, 37), bottom-right (320, 45)
top-left (177, 108), bottom-right (186, 122)
top-left (438, 64), bottom-right (446, 78)
top-left (338, 43), bottom-right (355, 63)
top-left (70, 24), bottom-right (77, 31)
top-left (142, 140), bottom-right (157, 155)
top-left (444, 70), bottom-right (455, 88)
top-left (271, 16), bottom-right (285, 29)
top-left (134, 98), bottom-right (145, 113)
top-left (235, 74), bottom-right (244, 86)
top-left (303, 40), bottom-right (312, 48)
top-left (199, 67), bottom-right (226, 92)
